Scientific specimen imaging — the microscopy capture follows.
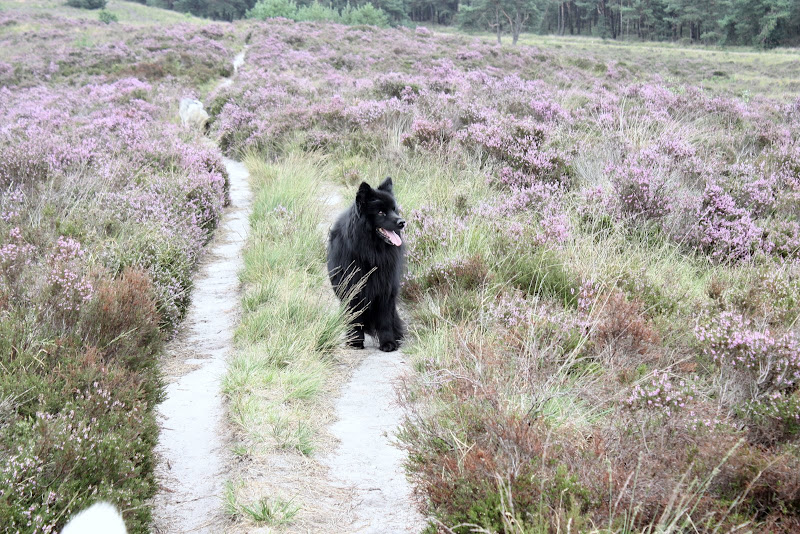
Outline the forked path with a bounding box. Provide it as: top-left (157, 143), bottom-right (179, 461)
top-left (151, 158), bottom-right (252, 533)
top-left (152, 46), bottom-right (422, 532)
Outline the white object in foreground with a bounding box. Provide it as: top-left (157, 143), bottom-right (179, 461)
top-left (61, 501), bottom-right (127, 534)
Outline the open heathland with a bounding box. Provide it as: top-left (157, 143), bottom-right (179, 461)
top-left (211, 19), bottom-right (800, 533)
top-left (3, 0), bottom-right (800, 531)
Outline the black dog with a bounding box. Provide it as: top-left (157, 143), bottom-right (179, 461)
top-left (327, 177), bottom-right (406, 352)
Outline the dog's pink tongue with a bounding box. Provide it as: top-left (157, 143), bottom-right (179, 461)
top-left (385, 229), bottom-right (402, 246)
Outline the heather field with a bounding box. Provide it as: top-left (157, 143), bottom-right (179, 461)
top-left (0, 5), bottom-right (238, 532)
top-left (212, 20), bottom-right (800, 533)
top-left (3, 1), bottom-right (800, 532)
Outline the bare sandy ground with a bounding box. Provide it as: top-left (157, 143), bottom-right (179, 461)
top-left (323, 343), bottom-right (425, 533)
top-left (151, 157), bottom-right (252, 533)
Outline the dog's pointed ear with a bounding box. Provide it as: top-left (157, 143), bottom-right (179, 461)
top-left (356, 182), bottom-right (372, 213)
top-left (377, 177), bottom-right (393, 193)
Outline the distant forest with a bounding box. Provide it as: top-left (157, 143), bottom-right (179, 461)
top-left (136, 0), bottom-right (800, 47)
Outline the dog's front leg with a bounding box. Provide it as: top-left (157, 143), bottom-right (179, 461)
top-left (376, 308), bottom-right (399, 352)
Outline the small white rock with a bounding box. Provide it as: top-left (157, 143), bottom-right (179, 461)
top-left (179, 97), bottom-right (209, 130)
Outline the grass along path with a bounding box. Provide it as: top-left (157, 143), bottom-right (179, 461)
top-left (222, 153), bottom-right (423, 532)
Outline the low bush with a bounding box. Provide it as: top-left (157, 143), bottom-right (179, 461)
top-left (296, 1), bottom-right (340, 22)
top-left (98, 9), bottom-right (118, 23)
top-left (246, 0), bottom-right (390, 27)
top-left (66, 0), bottom-right (107, 9)
top-left (247, 0), bottom-right (298, 20)
top-left (341, 3), bottom-right (390, 27)
top-left (593, 292), bottom-right (661, 357)
top-left (696, 311), bottom-right (800, 444)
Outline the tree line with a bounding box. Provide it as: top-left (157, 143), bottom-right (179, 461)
top-left (131, 0), bottom-right (800, 48)
top-left (536, 0), bottom-right (800, 47)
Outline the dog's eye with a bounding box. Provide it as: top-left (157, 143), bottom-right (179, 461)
top-left (378, 211), bottom-right (385, 216)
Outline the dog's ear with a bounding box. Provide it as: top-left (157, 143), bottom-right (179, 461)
top-left (356, 182), bottom-right (373, 213)
top-left (377, 177), bottom-right (393, 193)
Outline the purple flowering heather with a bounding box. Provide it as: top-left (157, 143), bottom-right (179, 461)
top-left (696, 312), bottom-right (800, 388)
top-left (625, 369), bottom-right (698, 417)
top-left (45, 237), bottom-right (94, 313)
top-left (607, 159), bottom-right (672, 222)
top-left (695, 182), bottom-right (767, 262)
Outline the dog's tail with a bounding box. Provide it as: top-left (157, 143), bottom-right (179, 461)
top-left (61, 501), bottom-right (127, 534)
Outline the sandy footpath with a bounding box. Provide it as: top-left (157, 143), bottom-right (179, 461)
top-left (151, 157), bottom-right (252, 533)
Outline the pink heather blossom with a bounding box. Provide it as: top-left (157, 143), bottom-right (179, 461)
top-left (625, 369), bottom-right (698, 417)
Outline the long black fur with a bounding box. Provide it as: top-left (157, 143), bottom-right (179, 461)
top-left (327, 177), bottom-right (406, 352)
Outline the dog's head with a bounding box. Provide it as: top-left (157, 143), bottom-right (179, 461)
top-left (356, 177), bottom-right (405, 247)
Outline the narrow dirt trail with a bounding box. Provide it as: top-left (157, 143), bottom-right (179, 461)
top-left (151, 46), bottom-right (252, 530)
top-left (318, 186), bottom-right (425, 533)
top-left (216, 48), bottom-right (246, 91)
top-left (152, 157), bottom-right (251, 533)
top-left (324, 348), bottom-right (423, 532)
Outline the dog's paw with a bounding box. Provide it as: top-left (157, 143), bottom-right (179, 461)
top-left (347, 340), bottom-right (365, 349)
top-left (379, 340), bottom-right (398, 352)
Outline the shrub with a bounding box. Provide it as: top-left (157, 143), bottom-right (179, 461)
top-left (246, 0), bottom-right (298, 20)
top-left (418, 254), bottom-right (491, 293)
top-left (42, 236), bottom-right (94, 316)
top-left (404, 205), bottom-right (463, 264)
top-left (399, 344), bottom-right (600, 532)
top-left (80, 267), bottom-right (164, 380)
top-left (296, 1), bottom-right (340, 22)
top-left (66, 0), bottom-right (107, 9)
top-left (593, 292), bottom-right (660, 357)
top-left (607, 160), bottom-right (672, 222)
top-left (103, 229), bottom-right (196, 333)
top-left (341, 3), bottom-right (390, 27)
top-left (98, 9), bottom-right (118, 24)
top-left (487, 289), bottom-right (538, 329)
top-left (700, 31), bottom-right (722, 45)
top-left (374, 72), bottom-right (421, 99)
top-left (456, 118), bottom-right (571, 183)
top-left (0, 226), bottom-right (34, 304)
top-left (65, 0), bottom-right (106, 8)
top-left (694, 182), bottom-right (766, 262)
top-left (0, 373), bottom-right (157, 533)
top-left (696, 311), bottom-right (800, 443)
top-left (401, 117), bottom-right (453, 150)
top-left (625, 369), bottom-right (697, 417)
